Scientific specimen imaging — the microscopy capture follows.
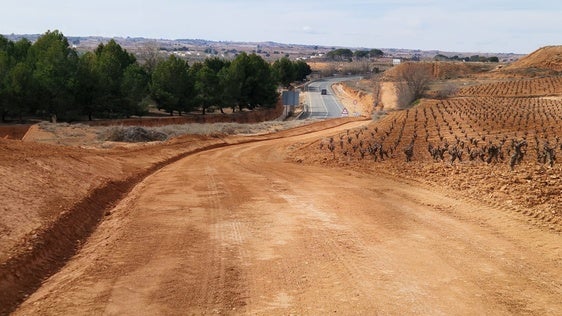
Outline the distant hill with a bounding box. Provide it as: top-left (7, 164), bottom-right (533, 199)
top-left (2, 33), bottom-right (524, 63)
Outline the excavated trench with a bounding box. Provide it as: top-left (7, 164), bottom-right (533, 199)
top-left (0, 142), bottom-right (228, 315)
top-left (0, 117), bottom-right (364, 315)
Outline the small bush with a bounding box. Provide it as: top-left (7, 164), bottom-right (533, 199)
top-left (102, 126), bottom-right (168, 142)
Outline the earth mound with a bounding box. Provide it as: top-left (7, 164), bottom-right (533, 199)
top-left (383, 61), bottom-right (493, 81)
top-left (503, 46), bottom-right (562, 72)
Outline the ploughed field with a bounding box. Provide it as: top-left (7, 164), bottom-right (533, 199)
top-left (301, 75), bottom-right (562, 229)
top-left (456, 76), bottom-right (562, 97)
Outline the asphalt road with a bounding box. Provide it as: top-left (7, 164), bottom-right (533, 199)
top-left (300, 77), bottom-right (356, 119)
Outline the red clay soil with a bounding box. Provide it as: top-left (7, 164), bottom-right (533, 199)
top-left (0, 124), bottom-right (32, 140)
top-left (294, 100), bottom-right (562, 229)
top-left (0, 118), bottom-right (360, 315)
top-left (504, 46), bottom-right (562, 72)
top-left (11, 119), bottom-right (562, 315)
top-left (382, 61), bottom-right (495, 81)
top-left (0, 135), bottom-right (227, 314)
top-left (314, 49), bottom-right (562, 228)
top-left (2, 48), bottom-right (562, 314)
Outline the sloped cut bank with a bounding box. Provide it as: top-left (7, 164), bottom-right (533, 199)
top-left (0, 117), bottom-right (365, 315)
top-left (0, 141), bottom-right (228, 315)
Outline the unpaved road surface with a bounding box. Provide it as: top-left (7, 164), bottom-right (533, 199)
top-left (15, 122), bottom-right (562, 315)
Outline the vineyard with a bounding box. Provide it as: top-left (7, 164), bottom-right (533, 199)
top-left (298, 72), bottom-right (562, 230)
top-left (457, 76), bottom-right (562, 97)
top-left (315, 94), bottom-right (562, 168)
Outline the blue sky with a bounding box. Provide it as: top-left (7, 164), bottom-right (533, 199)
top-left (2, 0), bottom-right (561, 53)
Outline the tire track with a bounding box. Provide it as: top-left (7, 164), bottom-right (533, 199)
top-left (203, 166), bottom-right (249, 313)
top-left (12, 119), bottom-right (562, 315)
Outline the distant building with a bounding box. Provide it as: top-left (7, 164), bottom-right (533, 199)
top-left (392, 59), bottom-right (401, 65)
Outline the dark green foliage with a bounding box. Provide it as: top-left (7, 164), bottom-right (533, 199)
top-left (75, 52), bottom-right (100, 120)
top-left (121, 63), bottom-right (150, 116)
top-left (0, 31), bottom-right (281, 122)
top-left (435, 54), bottom-right (499, 63)
top-left (218, 52), bottom-right (278, 112)
top-left (75, 40), bottom-right (148, 120)
top-left (294, 60), bottom-right (312, 82)
top-left (433, 54), bottom-right (450, 61)
top-left (354, 50), bottom-right (370, 59)
top-left (245, 53), bottom-right (278, 108)
top-left (0, 36), bottom-right (15, 121)
top-left (3, 62), bottom-right (33, 120)
top-left (355, 49), bottom-right (384, 59)
top-left (218, 61), bottom-right (242, 112)
top-left (272, 57), bottom-right (311, 87)
top-left (150, 55), bottom-right (194, 115)
top-left (27, 30), bottom-right (79, 121)
top-left (192, 58), bottom-right (229, 114)
top-left (94, 40), bottom-right (140, 116)
top-left (369, 49), bottom-right (384, 58)
top-left (0, 37), bottom-right (33, 121)
top-left (272, 57), bottom-right (295, 88)
top-left (326, 48), bottom-right (354, 61)
top-left (0, 31), bottom-right (149, 121)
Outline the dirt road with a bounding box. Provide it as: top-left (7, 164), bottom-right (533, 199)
top-left (15, 122), bottom-right (562, 315)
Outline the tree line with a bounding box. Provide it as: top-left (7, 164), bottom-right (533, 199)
top-left (0, 30), bottom-right (312, 122)
top-left (433, 54), bottom-right (499, 63)
top-left (326, 48), bottom-right (384, 61)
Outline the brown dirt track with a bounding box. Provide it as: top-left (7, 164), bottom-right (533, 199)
top-left (0, 119), bottom-right (358, 314)
top-left (1, 118), bottom-right (560, 315)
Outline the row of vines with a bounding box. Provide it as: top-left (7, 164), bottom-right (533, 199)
top-left (319, 95), bottom-right (562, 170)
top-left (306, 73), bottom-right (562, 225)
top-left (457, 76), bottom-right (562, 97)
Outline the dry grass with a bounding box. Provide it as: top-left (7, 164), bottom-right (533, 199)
top-left (68, 120), bottom-right (316, 143)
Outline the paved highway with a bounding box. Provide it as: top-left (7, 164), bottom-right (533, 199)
top-left (299, 77), bottom-right (357, 120)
